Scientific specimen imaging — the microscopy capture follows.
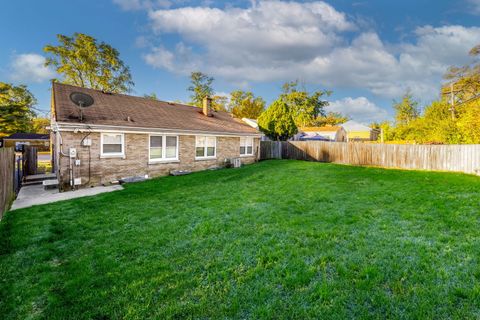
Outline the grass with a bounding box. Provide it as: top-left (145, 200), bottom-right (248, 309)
top-left (1, 160), bottom-right (480, 319)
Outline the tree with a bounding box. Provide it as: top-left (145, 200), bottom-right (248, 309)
top-left (212, 95), bottom-right (228, 112)
top-left (44, 33), bottom-right (134, 93)
top-left (418, 101), bottom-right (460, 144)
top-left (281, 80), bottom-right (330, 127)
top-left (32, 117), bottom-right (50, 134)
top-left (228, 90), bottom-right (265, 119)
top-left (188, 71), bottom-right (214, 107)
top-left (456, 100), bottom-right (480, 143)
top-left (444, 44), bottom-right (480, 102)
top-left (0, 82), bottom-right (36, 136)
top-left (393, 91), bottom-right (420, 125)
top-left (371, 121), bottom-right (396, 142)
top-left (312, 112), bottom-right (349, 126)
top-left (258, 99), bottom-right (297, 141)
top-left (143, 93), bottom-right (158, 100)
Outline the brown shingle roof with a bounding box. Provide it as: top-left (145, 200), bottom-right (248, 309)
top-left (53, 83), bottom-right (259, 135)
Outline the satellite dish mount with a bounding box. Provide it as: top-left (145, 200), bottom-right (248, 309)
top-left (69, 92), bottom-right (94, 122)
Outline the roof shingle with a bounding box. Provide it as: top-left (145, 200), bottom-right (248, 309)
top-left (53, 83), bottom-right (259, 135)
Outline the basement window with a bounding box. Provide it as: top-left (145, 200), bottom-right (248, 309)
top-left (195, 136), bottom-right (216, 159)
top-left (240, 137), bottom-right (254, 156)
top-left (149, 135), bottom-right (178, 162)
top-left (101, 133), bottom-right (124, 157)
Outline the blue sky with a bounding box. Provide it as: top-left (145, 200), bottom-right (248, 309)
top-left (1, 0), bottom-right (480, 123)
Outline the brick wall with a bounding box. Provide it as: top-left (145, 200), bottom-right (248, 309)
top-left (56, 132), bottom-right (258, 189)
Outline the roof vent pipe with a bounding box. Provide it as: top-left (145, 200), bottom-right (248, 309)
top-left (202, 96), bottom-right (213, 117)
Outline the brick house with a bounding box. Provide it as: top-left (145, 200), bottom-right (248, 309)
top-left (50, 83), bottom-right (261, 190)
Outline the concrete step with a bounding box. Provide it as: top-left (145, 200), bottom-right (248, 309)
top-left (43, 179), bottom-right (59, 190)
top-left (25, 173), bottom-right (56, 183)
top-left (22, 180), bottom-right (43, 186)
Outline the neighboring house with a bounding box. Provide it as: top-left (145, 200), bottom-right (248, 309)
top-left (50, 83), bottom-right (261, 190)
top-left (1, 133), bottom-right (49, 151)
top-left (242, 118), bottom-right (259, 130)
top-left (341, 120), bottom-right (379, 141)
top-left (295, 126), bottom-right (346, 142)
top-left (242, 118), bottom-right (270, 141)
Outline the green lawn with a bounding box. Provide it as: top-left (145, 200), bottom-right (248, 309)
top-left (1, 160), bottom-right (480, 319)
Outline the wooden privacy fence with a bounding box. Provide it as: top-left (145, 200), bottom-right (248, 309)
top-left (0, 148), bottom-right (15, 218)
top-left (260, 141), bottom-right (480, 175)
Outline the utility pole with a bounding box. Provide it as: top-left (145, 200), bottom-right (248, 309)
top-left (450, 83), bottom-right (455, 120)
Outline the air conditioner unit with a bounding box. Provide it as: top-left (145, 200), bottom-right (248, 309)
top-left (232, 158), bottom-right (241, 168)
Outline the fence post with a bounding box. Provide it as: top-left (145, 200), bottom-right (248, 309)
top-left (0, 148), bottom-right (16, 218)
top-left (25, 146), bottom-right (38, 176)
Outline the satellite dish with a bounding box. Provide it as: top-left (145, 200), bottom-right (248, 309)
top-left (70, 92), bottom-right (94, 108)
top-left (69, 92), bottom-right (94, 121)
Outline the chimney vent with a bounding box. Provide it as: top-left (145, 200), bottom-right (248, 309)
top-left (202, 96), bottom-right (213, 117)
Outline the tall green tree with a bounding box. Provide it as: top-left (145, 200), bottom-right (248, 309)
top-left (393, 92), bottom-right (420, 125)
top-left (258, 99), bottom-right (297, 141)
top-left (281, 80), bottom-right (330, 127)
top-left (188, 71), bottom-right (214, 107)
top-left (0, 82), bottom-right (36, 136)
top-left (229, 90), bottom-right (265, 119)
top-left (44, 33), bottom-right (134, 93)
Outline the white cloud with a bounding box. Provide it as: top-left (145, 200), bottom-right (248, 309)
top-left (328, 97), bottom-right (389, 123)
top-left (148, 1), bottom-right (354, 65)
top-left (143, 42), bottom-right (198, 72)
top-left (143, 47), bottom-right (175, 69)
top-left (10, 53), bottom-right (55, 83)
top-left (142, 1), bottom-right (480, 102)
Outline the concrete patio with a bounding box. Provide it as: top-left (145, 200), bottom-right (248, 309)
top-left (11, 184), bottom-right (123, 210)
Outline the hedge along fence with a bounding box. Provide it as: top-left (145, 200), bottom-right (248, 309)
top-left (0, 148), bottom-right (15, 218)
top-left (260, 141), bottom-right (480, 175)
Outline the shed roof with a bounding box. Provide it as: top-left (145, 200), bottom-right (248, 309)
top-left (3, 133), bottom-right (49, 140)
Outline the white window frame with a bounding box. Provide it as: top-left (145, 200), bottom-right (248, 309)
top-left (100, 132), bottom-right (125, 158)
top-left (195, 136), bottom-right (217, 160)
top-left (149, 134), bottom-right (179, 162)
top-left (240, 137), bottom-right (254, 156)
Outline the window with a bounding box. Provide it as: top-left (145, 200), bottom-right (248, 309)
top-left (196, 136), bottom-right (216, 159)
top-left (240, 137), bottom-right (254, 156)
top-left (149, 135), bottom-right (178, 161)
top-left (101, 133), bottom-right (124, 157)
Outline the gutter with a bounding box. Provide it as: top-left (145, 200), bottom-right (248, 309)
top-left (54, 122), bottom-right (263, 138)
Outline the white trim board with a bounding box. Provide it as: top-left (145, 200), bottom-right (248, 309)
top-left (53, 122), bottom-right (262, 138)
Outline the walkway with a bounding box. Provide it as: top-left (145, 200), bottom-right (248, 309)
top-left (11, 184), bottom-right (123, 210)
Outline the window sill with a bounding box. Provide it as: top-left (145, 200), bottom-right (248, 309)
top-left (148, 159), bottom-right (180, 165)
top-left (100, 154), bottom-right (125, 159)
top-left (240, 154), bottom-right (254, 157)
top-left (195, 157), bottom-right (217, 161)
